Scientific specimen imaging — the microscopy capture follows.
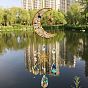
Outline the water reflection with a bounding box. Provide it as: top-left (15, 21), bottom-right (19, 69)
top-left (25, 33), bottom-right (77, 76)
top-left (0, 31), bottom-right (88, 87)
top-left (25, 31), bottom-right (88, 87)
top-left (0, 31), bottom-right (31, 53)
top-left (66, 31), bottom-right (88, 78)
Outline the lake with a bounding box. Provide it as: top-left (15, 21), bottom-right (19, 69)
top-left (0, 30), bottom-right (88, 88)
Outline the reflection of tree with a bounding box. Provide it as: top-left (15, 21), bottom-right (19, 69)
top-left (85, 61), bottom-right (88, 77)
top-left (25, 31), bottom-right (65, 75)
top-left (25, 31), bottom-right (79, 75)
top-left (82, 34), bottom-right (88, 59)
top-left (65, 31), bottom-right (88, 77)
top-left (82, 34), bottom-right (88, 77)
top-left (1, 31), bottom-right (88, 76)
top-left (0, 31), bottom-right (32, 53)
top-left (31, 31), bottom-right (65, 45)
top-left (0, 34), bottom-right (6, 53)
top-left (65, 32), bottom-right (79, 55)
top-left (65, 31), bottom-right (85, 55)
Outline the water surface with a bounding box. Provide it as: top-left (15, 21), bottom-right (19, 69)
top-left (0, 30), bottom-right (88, 88)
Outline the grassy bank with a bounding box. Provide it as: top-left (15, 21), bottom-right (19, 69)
top-left (0, 24), bottom-right (88, 32)
top-left (64, 24), bottom-right (88, 31)
top-left (0, 24), bottom-right (33, 32)
top-left (43, 24), bottom-right (88, 32)
top-left (42, 25), bottom-right (64, 30)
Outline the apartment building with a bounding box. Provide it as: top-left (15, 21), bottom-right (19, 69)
top-left (22, 0), bottom-right (75, 12)
top-left (33, 0), bottom-right (42, 9)
top-left (60, 0), bottom-right (67, 13)
top-left (22, 0), bottom-right (33, 10)
top-left (22, 0), bottom-right (60, 10)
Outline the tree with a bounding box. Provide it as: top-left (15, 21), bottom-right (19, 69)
top-left (75, 0), bottom-right (88, 24)
top-left (0, 8), bottom-right (4, 25)
top-left (66, 3), bottom-right (82, 25)
top-left (83, 0), bottom-right (88, 24)
top-left (29, 9), bottom-right (38, 25)
top-left (3, 9), bottom-right (10, 26)
top-left (9, 7), bottom-right (30, 25)
top-left (20, 9), bottom-right (30, 25)
top-left (0, 7), bottom-right (31, 26)
top-left (41, 10), bottom-right (66, 25)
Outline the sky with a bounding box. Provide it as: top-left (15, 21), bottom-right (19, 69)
top-left (0, 0), bottom-right (22, 8)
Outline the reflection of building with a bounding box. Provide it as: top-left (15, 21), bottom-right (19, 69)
top-left (85, 61), bottom-right (88, 77)
top-left (25, 36), bottom-right (77, 75)
top-left (25, 42), bottom-right (60, 75)
top-left (60, 37), bottom-right (77, 68)
top-left (22, 0), bottom-right (75, 12)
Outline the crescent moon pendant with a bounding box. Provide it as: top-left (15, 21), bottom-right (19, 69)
top-left (32, 8), bottom-right (56, 38)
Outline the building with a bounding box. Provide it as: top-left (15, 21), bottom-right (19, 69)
top-left (60, 0), bottom-right (72, 13)
top-left (33, 0), bottom-right (42, 9)
top-left (22, 0), bottom-right (75, 12)
top-left (60, 0), bottom-right (67, 13)
top-left (22, 0), bottom-right (33, 10)
top-left (22, 0), bottom-right (60, 10)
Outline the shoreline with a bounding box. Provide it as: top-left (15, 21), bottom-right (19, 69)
top-left (0, 24), bottom-right (88, 32)
top-left (0, 25), bottom-right (33, 32)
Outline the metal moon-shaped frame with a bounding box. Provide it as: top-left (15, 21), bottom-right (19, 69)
top-left (32, 8), bottom-right (56, 39)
